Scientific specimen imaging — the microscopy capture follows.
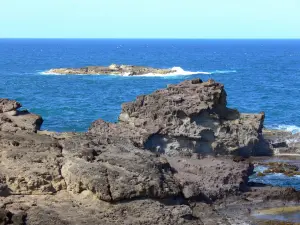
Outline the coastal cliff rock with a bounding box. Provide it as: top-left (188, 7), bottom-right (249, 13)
top-left (46, 64), bottom-right (176, 76)
top-left (90, 79), bottom-right (269, 157)
top-left (0, 99), bottom-right (43, 132)
top-left (0, 79), bottom-right (293, 224)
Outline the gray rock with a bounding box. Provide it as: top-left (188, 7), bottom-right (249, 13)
top-left (90, 79), bottom-right (270, 157)
top-left (263, 129), bottom-right (300, 154)
top-left (0, 99), bottom-right (43, 133)
top-left (61, 134), bottom-right (181, 202)
top-left (46, 64), bottom-right (176, 76)
top-left (0, 79), bottom-right (289, 225)
top-left (166, 156), bottom-right (252, 201)
top-left (0, 99), bottom-right (21, 113)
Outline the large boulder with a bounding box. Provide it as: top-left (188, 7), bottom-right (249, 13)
top-left (0, 99), bottom-right (43, 133)
top-left (90, 79), bottom-right (269, 157)
top-left (167, 156), bottom-right (253, 201)
top-left (60, 134), bottom-right (180, 202)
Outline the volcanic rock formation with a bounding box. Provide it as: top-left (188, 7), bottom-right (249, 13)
top-left (0, 99), bottom-right (42, 132)
top-left (90, 78), bottom-right (269, 157)
top-left (46, 64), bottom-right (176, 76)
top-left (0, 79), bottom-right (293, 225)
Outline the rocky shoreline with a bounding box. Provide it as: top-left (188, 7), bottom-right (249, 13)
top-left (45, 64), bottom-right (176, 76)
top-left (0, 79), bottom-right (299, 224)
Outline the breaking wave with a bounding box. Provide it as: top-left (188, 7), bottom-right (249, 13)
top-left (269, 125), bottom-right (300, 134)
top-left (135, 67), bottom-right (237, 77)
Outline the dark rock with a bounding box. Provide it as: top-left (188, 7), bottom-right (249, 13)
top-left (0, 209), bottom-right (9, 225)
top-left (271, 141), bottom-right (288, 148)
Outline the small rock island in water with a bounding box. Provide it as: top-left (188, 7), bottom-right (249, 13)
top-left (46, 64), bottom-right (176, 76)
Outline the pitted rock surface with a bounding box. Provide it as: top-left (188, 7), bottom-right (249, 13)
top-left (166, 156), bottom-right (253, 200)
top-left (0, 131), bottom-right (65, 195)
top-left (61, 134), bottom-right (180, 202)
top-left (0, 98), bottom-right (42, 132)
top-left (90, 79), bottom-right (268, 157)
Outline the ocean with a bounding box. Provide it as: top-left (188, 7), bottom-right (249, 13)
top-left (0, 39), bottom-right (300, 132)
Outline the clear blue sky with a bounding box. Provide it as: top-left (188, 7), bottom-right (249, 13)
top-left (1, 0), bottom-right (300, 38)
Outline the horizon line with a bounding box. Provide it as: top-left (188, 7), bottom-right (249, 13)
top-left (1, 37), bottom-right (300, 40)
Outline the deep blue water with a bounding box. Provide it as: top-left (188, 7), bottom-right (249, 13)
top-left (0, 39), bottom-right (300, 132)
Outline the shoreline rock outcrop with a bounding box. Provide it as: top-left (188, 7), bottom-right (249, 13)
top-left (0, 79), bottom-right (297, 224)
top-left (90, 79), bottom-right (270, 157)
top-left (0, 99), bottom-right (43, 132)
top-left (46, 64), bottom-right (176, 76)
top-left (263, 129), bottom-right (300, 155)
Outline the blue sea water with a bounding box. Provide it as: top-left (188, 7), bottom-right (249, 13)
top-left (250, 165), bottom-right (300, 190)
top-left (0, 39), bottom-right (300, 132)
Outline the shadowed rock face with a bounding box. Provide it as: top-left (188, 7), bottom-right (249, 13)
top-left (46, 64), bottom-right (176, 76)
top-left (90, 79), bottom-right (270, 157)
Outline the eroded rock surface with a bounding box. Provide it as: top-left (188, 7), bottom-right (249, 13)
top-left (167, 156), bottom-right (253, 201)
top-left (0, 79), bottom-right (294, 224)
top-left (0, 131), bottom-right (65, 195)
top-left (91, 79), bottom-right (269, 157)
top-left (46, 64), bottom-right (176, 76)
top-left (61, 134), bottom-right (180, 202)
top-left (0, 98), bottom-right (42, 132)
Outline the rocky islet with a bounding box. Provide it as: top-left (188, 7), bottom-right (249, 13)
top-left (46, 64), bottom-right (177, 76)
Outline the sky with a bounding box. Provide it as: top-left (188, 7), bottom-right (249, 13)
top-left (1, 0), bottom-right (300, 38)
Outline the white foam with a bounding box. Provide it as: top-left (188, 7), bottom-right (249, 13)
top-left (169, 67), bottom-right (211, 75)
top-left (39, 71), bottom-right (61, 75)
top-left (271, 125), bottom-right (300, 134)
top-left (212, 70), bottom-right (237, 74)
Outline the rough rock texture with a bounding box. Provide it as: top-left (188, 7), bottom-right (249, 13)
top-left (0, 131), bottom-right (65, 195)
top-left (61, 134), bottom-right (181, 202)
top-left (90, 79), bottom-right (269, 157)
top-left (0, 191), bottom-right (201, 225)
top-left (166, 156), bottom-right (253, 201)
top-left (0, 79), bottom-right (295, 224)
top-left (46, 64), bottom-right (176, 76)
top-left (263, 129), bottom-right (300, 155)
top-left (0, 99), bottom-right (43, 132)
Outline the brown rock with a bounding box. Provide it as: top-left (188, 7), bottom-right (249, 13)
top-left (90, 79), bottom-right (270, 157)
top-left (0, 99), bottom-right (43, 133)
